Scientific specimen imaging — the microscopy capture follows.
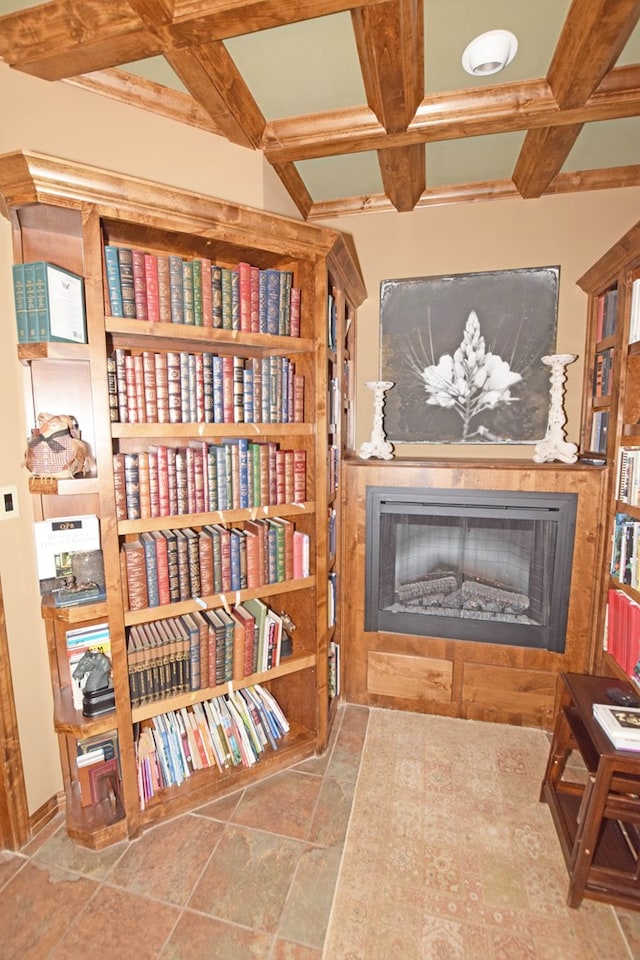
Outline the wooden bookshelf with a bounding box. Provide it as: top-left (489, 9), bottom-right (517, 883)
top-left (0, 150), bottom-right (365, 848)
top-left (577, 219), bottom-right (640, 682)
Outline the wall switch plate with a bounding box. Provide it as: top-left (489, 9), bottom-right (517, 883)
top-left (0, 486), bottom-right (19, 520)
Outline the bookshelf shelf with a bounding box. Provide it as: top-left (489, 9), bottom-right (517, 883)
top-left (0, 151), bottom-right (365, 847)
top-left (578, 218), bottom-right (640, 682)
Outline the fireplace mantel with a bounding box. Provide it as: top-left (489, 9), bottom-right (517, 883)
top-left (340, 458), bottom-right (607, 729)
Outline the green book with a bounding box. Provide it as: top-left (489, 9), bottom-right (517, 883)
top-left (11, 264), bottom-right (28, 343)
top-left (25, 261), bottom-right (86, 343)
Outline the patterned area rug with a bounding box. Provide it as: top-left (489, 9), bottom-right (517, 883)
top-left (323, 709), bottom-right (631, 960)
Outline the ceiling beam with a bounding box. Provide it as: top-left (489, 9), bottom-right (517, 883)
top-left (262, 68), bottom-right (640, 162)
top-left (164, 42), bottom-right (266, 148)
top-left (378, 145), bottom-right (425, 211)
top-left (269, 161), bottom-right (314, 219)
top-left (513, 0), bottom-right (640, 198)
top-left (351, 0), bottom-right (423, 132)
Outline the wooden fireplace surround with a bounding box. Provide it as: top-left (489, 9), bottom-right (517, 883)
top-left (341, 459), bottom-right (607, 730)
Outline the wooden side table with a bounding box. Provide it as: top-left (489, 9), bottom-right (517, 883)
top-left (541, 672), bottom-right (640, 910)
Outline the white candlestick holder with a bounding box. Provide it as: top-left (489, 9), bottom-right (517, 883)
top-left (533, 354), bottom-right (578, 464)
top-left (359, 380), bottom-right (394, 460)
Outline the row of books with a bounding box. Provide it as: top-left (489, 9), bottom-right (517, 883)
top-left (606, 588), bottom-right (640, 677)
top-left (104, 246), bottom-right (301, 336)
top-left (108, 348), bottom-right (304, 425)
top-left (127, 597), bottom-right (289, 705)
top-left (611, 513), bottom-right (640, 591)
top-left (122, 518), bottom-right (310, 611)
top-left (592, 347), bottom-right (613, 397)
top-left (589, 410), bottom-right (609, 455)
top-left (595, 286), bottom-right (618, 341)
top-left (617, 447), bottom-right (640, 507)
top-left (114, 440), bottom-right (307, 521)
top-left (12, 260), bottom-right (86, 344)
top-left (135, 684), bottom-right (289, 807)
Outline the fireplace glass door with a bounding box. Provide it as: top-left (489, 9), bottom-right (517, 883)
top-left (365, 487), bottom-right (577, 651)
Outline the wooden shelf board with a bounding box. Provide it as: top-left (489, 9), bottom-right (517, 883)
top-left (17, 341), bottom-right (90, 363)
top-left (53, 690), bottom-right (117, 737)
top-left (64, 781), bottom-right (128, 851)
top-left (28, 475), bottom-right (100, 495)
top-left (111, 422), bottom-right (315, 440)
top-left (106, 318), bottom-right (315, 356)
top-left (118, 501), bottom-right (314, 535)
top-left (123, 576), bottom-right (315, 626)
top-left (41, 597), bottom-right (109, 623)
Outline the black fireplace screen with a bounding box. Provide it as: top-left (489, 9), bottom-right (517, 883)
top-left (365, 487), bottom-right (577, 651)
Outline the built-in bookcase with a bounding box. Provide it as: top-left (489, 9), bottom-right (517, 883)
top-left (0, 152), bottom-right (364, 849)
top-left (578, 219), bottom-right (640, 683)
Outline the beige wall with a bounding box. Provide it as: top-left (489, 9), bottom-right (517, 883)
top-left (1, 59), bottom-right (639, 819)
top-left (328, 191), bottom-right (640, 455)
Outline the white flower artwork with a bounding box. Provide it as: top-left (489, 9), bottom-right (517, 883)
top-left (418, 310), bottom-right (522, 442)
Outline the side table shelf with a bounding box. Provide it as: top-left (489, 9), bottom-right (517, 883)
top-left (541, 672), bottom-right (640, 909)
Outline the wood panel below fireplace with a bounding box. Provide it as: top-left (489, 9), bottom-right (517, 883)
top-left (340, 458), bottom-right (608, 729)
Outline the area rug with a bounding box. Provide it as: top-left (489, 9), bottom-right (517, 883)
top-left (323, 709), bottom-right (631, 960)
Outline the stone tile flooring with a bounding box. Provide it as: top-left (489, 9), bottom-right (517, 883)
top-left (0, 704), bottom-right (369, 960)
top-left (2, 703), bottom-right (640, 959)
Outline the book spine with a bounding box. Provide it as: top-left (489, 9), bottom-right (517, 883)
top-left (117, 248), bottom-right (136, 318)
top-left (191, 258), bottom-right (203, 327)
top-left (211, 265), bottom-right (223, 328)
top-left (123, 542), bottom-right (149, 610)
top-left (156, 255), bottom-right (172, 323)
top-left (144, 253), bottom-right (160, 323)
top-left (182, 260), bottom-right (195, 325)
top-left (123, 452), bottom-right (141, 519)
top-left (131, 249), bottom-right (148, 321)
top-left (106, 352), bottom-right (119, 423)
top-left (237, 261), bottom-right (252, 332)
top-left (289, 286), bottom-right (301, 337)
top-left (169, 255), bottom-right (184, 323)
top-left (113, 453), bottom-right (127, 521)
top-left (104, 246), bottom-right (124, 318)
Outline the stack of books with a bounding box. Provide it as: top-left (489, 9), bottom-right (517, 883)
top-left (593, 701), bottom-right (640, 751)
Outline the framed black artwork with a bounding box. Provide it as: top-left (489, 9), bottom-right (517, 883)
top-left (380, 265), bottom-right (560, 443)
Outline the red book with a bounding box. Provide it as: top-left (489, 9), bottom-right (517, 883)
top-left (147, 445), bottom-right (160, 518)
top-left (190, 440), bottom-right (208, 514)
top-left (150, 445), bottom-right (168, 518)
top-left (133, 354), bottom-right (145, 423)
top-left (197, 258), bottom-right (213, 328)
top-left (293, 449), bottom-right (306, 502)
top-left (151, 529), bottom-right (170, 606)
top-left (293, 530), bottom-right (309, 579)
top-left (124, 353), bottom-right (138, 423)
top-left (144, 253), bottom-right (159, 322)
top-left (244, 527), bottom-right (260, 589)
top-left (230, 608), bottom-right (247, 681)
top-left (275, 449), bottom-right (286, 505)
top-left (122, 541), bottom-right (149, 611)
top-left (245, 519), bottom-right (267, 586)
top-left (198, 529), bottom-right (214, 598)
top-left (166, 446), bottom-right (177, 516)
top-left (131, 249), bottom-right (148, 321)
top-left (166, 351), bottom-right (182, 424)
top-left (156, 255), bottom-right (172, 323)
top-left (290, 286), bottom-right (301, 337)
top-left (237, 261), bottom-right (252, 332)
top-left (138, 451), bottom-right (151, 519)
top-left (250, 265), bottom-right (260, 333)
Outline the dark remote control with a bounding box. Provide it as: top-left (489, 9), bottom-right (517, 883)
top-left (606, 686), bottom-right (640, 708)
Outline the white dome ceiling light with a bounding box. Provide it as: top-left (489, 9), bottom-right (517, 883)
top-left (462, 30), bottom-right (518, 77)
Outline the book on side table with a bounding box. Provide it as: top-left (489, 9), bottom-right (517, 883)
top-left (593, 701), bottom-right (640, 751)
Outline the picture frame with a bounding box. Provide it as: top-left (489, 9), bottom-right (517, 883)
top-left (380, 265), bottom-right (560, 444)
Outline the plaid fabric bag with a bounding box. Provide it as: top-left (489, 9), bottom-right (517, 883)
top-left (25, 414), bottom-right (89, 478)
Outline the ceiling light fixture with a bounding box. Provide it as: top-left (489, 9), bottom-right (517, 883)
top-left (462, 30), bottom-right (518, 77)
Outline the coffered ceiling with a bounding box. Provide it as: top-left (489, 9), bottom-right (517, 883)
top-left (0, 0), bottom-right (639, 220)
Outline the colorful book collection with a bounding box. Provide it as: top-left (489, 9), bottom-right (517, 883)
top-left (135, 684), bottom-right (290, 807)
top-left (611, 512), bottom-right (640, 591)
top-left (104, 246), bottom-right (301, 337)
top-left (12, 260), bottom-right (87, 344)
top-left (114, 441), bottom-right (306, 520)
top-left (127, 596), bottom-right (290, 706)
top-left (108, 347), bottom-right (304, 425)
top-left (617, 448), bottom-right (640, 507)
top-left (121, 517), bottom-right (310, 612)
top-left (606, 588), bottom-right (640, 677)
top-left (595, 286), bottom-right (618, 340)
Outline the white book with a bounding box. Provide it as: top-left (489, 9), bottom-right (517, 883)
top-left (593, 701), bottom-right (640, 750)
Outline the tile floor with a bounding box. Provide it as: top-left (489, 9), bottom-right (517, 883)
top-left (0, 704), bottom-right (369, 960)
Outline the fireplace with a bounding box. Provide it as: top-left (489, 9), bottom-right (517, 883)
top-left (365, 486), bottom-right (577, 651)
